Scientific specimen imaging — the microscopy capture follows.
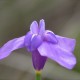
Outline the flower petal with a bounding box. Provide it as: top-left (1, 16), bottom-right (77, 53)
top-left (39, 19), bottom-right (45, 35)
top-left (24, 31), bottom-right (33, 51)
top-left (30, 34), bottom-right (42, 51)
top-left (44, 30), bottom-right (58, 44)
top-left (38, 42), bottom-right (76, 69)
top-left (32, 50), bottom-right (47, 70)
top-left (0, 36), bottom-right (25, 59)
top-left (30, 21), bottom-right (38, 34)
top-left (56, 35), bottom-right (76, 52)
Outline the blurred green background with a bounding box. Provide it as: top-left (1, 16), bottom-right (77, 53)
top-left (0, 0), bottom-right (80, 80)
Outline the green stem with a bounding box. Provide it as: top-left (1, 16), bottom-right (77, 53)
top-left (35, 70), bottom-right (41, 80)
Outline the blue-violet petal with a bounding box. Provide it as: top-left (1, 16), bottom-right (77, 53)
top-left (56, 35), bottom-right (76, 52)
top-left (30, 21), bottom-right (38, 34)
top-left (30, 34), bottom-right (42, 51)
top-left (24, 31), bottom-right (33, 51)
top-left (44, 30), bottom-right (58, 44)
top-left (38, 42), bottom-right (76, 69)
top-left (0, 36), bottom-right (25, 59)
top-left (39, 19), bottom-right (45, 35)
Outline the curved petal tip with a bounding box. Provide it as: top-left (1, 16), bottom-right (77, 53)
top-left (30, 21), bottom-right (38, 34)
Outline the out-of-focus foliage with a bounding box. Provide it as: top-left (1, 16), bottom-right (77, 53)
top-left (0, 0), bottom-right (80, 80)
top-left (74, 33), bottom-right (80, 72)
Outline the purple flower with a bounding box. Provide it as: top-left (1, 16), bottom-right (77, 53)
top-left (0, 19), bottom-right (76, 70)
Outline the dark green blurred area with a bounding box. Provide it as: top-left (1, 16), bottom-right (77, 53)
top-left (0, 0), bottom-right (80, 80)
top-left (74, 34), bottom-right (80, 72)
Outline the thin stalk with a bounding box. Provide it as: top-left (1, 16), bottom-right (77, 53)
top-left (35, 70), bottom-right (41, 80)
